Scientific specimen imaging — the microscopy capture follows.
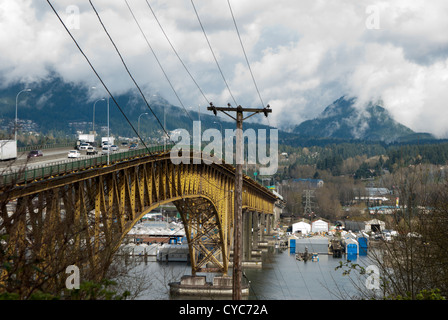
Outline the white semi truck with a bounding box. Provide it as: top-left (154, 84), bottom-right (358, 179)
top-left (0, 140), bottom-right (17, 160)
top-left (76, 133), bottom-right (96, 149)
top-left (78, 133), bottom-right (95, 143)
top-left (101, 136), bottom-right (115, 146)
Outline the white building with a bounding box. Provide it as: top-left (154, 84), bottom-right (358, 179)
top-left (364, 219), bottom-right (386, 233)
top-left (292, 221), bottom-right (311, 235)
top-left (311, 219), bottom-right (329, 233)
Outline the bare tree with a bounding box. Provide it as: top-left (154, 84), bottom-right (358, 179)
top-left (0, 160), bottom-right (128, 299)
top-left (335, 165), bottom-right (448, 300)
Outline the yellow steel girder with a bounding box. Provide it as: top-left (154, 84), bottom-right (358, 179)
top-left (1, 152), bottom-right (278, 291)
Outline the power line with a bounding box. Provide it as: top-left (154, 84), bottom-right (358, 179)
top-left (89, 0), bottom-right (172, 138)
top-left (226, 0), bottom-right (272, 129)
top-left (190, 0), bottom-right (238, 107)
top-left (294, 257), bottom-right (313, 299)
top-left (123, 0), bottom-right (193, 122)
top-left (226, 0), bottom-right (265, 109)
top-left (46, 0), bottom-right (150, 152)
top-left (145, 0), bottom-right (210, 107)
top-left (47, 0), bottom-right (232, 279)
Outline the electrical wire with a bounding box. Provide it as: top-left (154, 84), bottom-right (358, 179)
top-left (306, 240), bottom-right (332, 293)
top-left (49, 0), bottom-right (270, 287)
top-left (226, 0), bottom-right (265, 109)
top-left (47, 1), bottom-right (200, 259)
top-left (46, 0), bottom-right (150, 152)
top-left (89, 0), bottom-right (172, 139)
top-left (124, 0), bottom-right (193, 122)
top-left (190, 0), bottom-right (238, 107)
top-left (242, 271), bottom-right (259, 299)
top-left (294, 256), bottom-right (313, 299)
top-left (226, 0), bottom-right (272, 130)
top-left (145, 0), bottom-right (210, 107)
top-left (275, 260), bottom-right (293, 297)
top-left (271, 263), bottom-right (288, 299)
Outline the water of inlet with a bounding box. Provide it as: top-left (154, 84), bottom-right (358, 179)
top-left (116, 247), bottom-right (373, 300)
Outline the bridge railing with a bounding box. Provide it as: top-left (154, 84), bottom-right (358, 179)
top-left (17, 142), bottom-right (75, 153)
top-left (1, 143), bottom-right (175, 187)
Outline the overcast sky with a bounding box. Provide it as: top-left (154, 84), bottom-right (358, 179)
top-left (1, 0), bottom-right (448, 137)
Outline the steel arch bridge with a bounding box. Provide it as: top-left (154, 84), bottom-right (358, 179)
top-left (0, 148), bottom-right (278, 292)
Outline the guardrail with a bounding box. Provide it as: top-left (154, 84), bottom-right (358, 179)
top-left (17, 142), bottom-right (75, 152)
top-left (1, 144), bottom-right (176, 187)
top-left (1, 143), bottom-right (278, 201)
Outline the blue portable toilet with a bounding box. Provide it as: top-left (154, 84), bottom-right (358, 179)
top-left (289, 238), bottom-right (296, 254)
top-left (346, 238), bottom-right (358, 261)
top-left (347, 243), bottom-right (358, 254)
top-left (347, 253), bottom-right (358, 261)
top-left (345, 237), bottom-right (359, 256)
top-left (357, 236), bottom-right (368, 255)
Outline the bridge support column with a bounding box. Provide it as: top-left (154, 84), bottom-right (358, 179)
top-left (231, 210), bottom-right (261, 269)
top-left (243, 210), bottom-right (252, 262)
top-left (256, 213), bottom-right (270, 250)
top-left (260, 213), bottom-right (265, 241)
top-left (252, 211), bottom-right (259, 250)
top-left (266, 214), bottom-right (272, 235)
top-left (263, 214), bottom-right (277, 247)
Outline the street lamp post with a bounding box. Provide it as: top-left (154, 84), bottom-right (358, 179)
top-left (107, 97), bottom-right (110, 165)
top-left (138, 112), bottom-right (149, 138)
top-left (15, 89), bottom-right (31, 141)
top-left (164, 106), bottom-right (167, 151)
top-left (213, 121), bottom-right (223, 136)
top-left (214, 121), bottom-right (223, 159)
top-left (93, 98), bottom-right (105, 135)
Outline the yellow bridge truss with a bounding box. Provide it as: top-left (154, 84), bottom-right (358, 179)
top-left (0, 151), bottom-right (278, 293)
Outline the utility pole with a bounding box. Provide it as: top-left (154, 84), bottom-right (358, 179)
top-left (208, 103), bottom-right (271, 300)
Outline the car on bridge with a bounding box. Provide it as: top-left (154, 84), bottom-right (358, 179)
top-left (110, 145), bottom-right (119, 152)
top-left (78, 142), bottom-right (90, 150)
top-left (101, 146), bottom-right (111, 155)
top-left (68, 150), bottom-right (81, 158)
top-left (129, 143), bottom-right (138, 150)
top-left (27, 150), bottom-right (43, 158)
top-left (86, 146), bottom-right (98, 155)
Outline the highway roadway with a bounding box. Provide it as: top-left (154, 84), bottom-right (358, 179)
top-left (0, 147), bottom-right (103, 173)
top-left (0, 143), bottom-right (167, 176)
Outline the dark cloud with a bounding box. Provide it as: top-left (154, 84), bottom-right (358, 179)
top-left (2, 0), bottom-right (448, 137)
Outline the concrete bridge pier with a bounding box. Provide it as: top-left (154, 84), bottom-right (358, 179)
top-left (169, 275), bottom-right (249, 297)
top-left (257, 213), bottom-right (269, 250)
top-left (243, 210), bottom-right (253, 262)
top-left (264, 214), bottom-right (278, 246)
top-left (242, 210), bottom-right (262, 268)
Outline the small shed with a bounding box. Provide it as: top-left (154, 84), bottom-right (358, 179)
top-left (311, 219), bottom-right (329, 233)
top-left (292, 221), bottom-right (311, 235)
top-left (364, 219), bottom-right (385, 233)
top-left (343, 220), bottom-right (366, 232)
top-left (157, 244), bottom-right (189, 262)
top-left (296, 236), bottom-right (329, 254)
